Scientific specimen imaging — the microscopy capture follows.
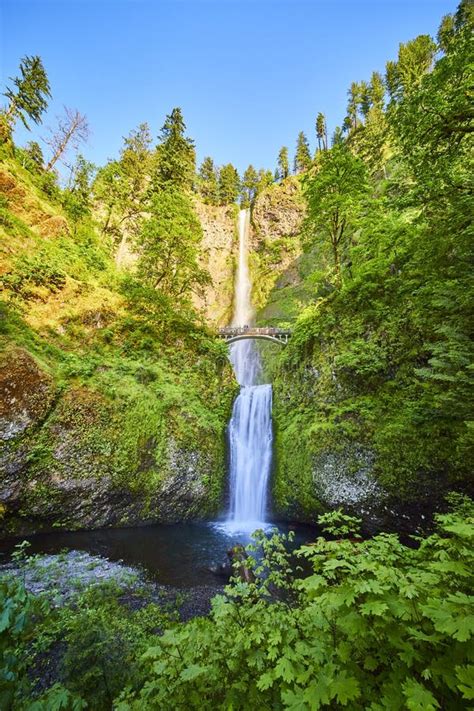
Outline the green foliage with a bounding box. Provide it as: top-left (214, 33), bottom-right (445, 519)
top-left (315, 113), bottom-right (328, 151)
top-left (294, 130), bottom-right (312, 173)
top-left (303, 143), bottom-right (368, 283)
top-left (277, 146), bottom-right (290, 180)
top-left (135, 187), bottom-right (210, 301)
top-left (2, 55), bottom-right (51, 133)
top-left (154, 107), bottom-right (195, 191)
top-left (262, 4), bottom-right (473, 515)
top-left (198, 156), bottom-right (219, 204)
top-left (0, 570), bottom-right (52, 709)
top-left (241, 163), bottom-right (258, 206)
top-left (218, 163), bottom-right (240, 204)
top-left (386, 35), bottom-right (436, 104)
top-left (118, 501), bottom-right (474, 710)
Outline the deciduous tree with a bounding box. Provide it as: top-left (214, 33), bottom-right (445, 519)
top-left (135, 189), bottom-right (210, 301)
top-left (304, 143), bottom-right (368, 283)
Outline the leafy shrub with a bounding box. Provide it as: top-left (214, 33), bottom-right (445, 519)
top-left (118, 500), bottom-right (474, 710)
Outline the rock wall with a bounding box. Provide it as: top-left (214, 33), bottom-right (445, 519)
top-left (248, 177), bottom-right (305, 314)
top-left (0, 346), bottom-right (236, 538)
top-left (192, 201), bottom-right (237, 325)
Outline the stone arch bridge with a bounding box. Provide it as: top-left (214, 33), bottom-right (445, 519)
top-left (217, 326), bottom-right (291, 346)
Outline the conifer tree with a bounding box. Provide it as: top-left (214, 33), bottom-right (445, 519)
top-left (198, 157), bottom-right (219, 204)
top-left (257, 168), bottom-right (273, 194)
top-left (218, 163), bottom-right (240, 205)
top-left (386, 35), bottom-right (436, 104)
top-left (24, 140), bottom-right (44, 170)
top-left (315, 113), bottom-right (328, 151)
top-left (154, 107), bottom-right (195, 191)
top-left (346, 82), bottom-right (363, 130)
top-left (369, 71), bottom-right (385, 110)
top-left (241, 164), bottom-right (258, 205)
top-left (294, 131), bottom-right (311, 173)
top-left (277, 146), bottom-right (289, 180)
top-left (2, 55), bottom-right (51, 133)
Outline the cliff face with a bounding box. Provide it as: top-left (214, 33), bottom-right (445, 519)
top-left (192, 200), bottom-right (237, 325)
top-left (0, 156), bottom-right (236, 537)
top-left (249, 178), bottom-right (306, 317)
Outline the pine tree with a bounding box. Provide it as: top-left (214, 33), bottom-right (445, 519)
top-left (277, 146), bottom-right (289, 180)
top-left (241, 164), bottom-right (258, 205)
top-left (256, 169), bottom-right (273, 196)
top-left (154, 107), bottom-right (195, 191)
top-left (218, 164), bottom-right (240, 205)
top-left (294, 131), bottom-right (311, 173)
top-left (199, 157), bottom-right (219, 204)
top-left (346, 82), bottom-right (363, 130)
top-left (369, 72), bottom-right (385, 110)
top-left (316, 113), bottom-right (328, 151)
top-left (2, 55), bottom-right (51, 133)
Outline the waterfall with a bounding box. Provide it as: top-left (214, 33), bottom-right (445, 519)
top-left (225, 209), bottom-right (273, 533)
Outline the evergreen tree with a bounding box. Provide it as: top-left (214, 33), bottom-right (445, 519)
top-left (241, 164), bottom-right (258, 205)
top-left (198, 156), bottom-right (219, 204)
top-left (121, 122), bottom-right (152, 195)
top-left (24, 140), bottom-right (44, 171)
top-left (257, 168), bottom-right (273, 194)
top-left (346, 81), bottom-right (363, 130)
top-left (315, 113), bottom-right (328, 151)
top-left (154, 108), bottom-right (195, 191)
top-left (2, 55), bottom-right (51, 133)
top-left (277, 146), bottom-right (289, 180)
top-left (62, 154), bottom-right (96, 225)
top-left (369, 71), bottom-right (385, 110)
top-left (294, 131), bottom-right (311, 173)
top-left (218, 163), bottom-right (240, 205)
top-left (386, 35), bottom-right (436, 104)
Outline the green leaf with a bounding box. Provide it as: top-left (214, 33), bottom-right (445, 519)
top-left (403, 679), bottom-right (440, 710)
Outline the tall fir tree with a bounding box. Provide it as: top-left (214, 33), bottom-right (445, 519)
top-left (277, 146), bottom-right (289, 180)
top-left (154, 107), bottom-right (195, 191)
top-left (386, 35), bottom-right (436, 104)
top-left (218, 163), bottom-right (240, 205)
top-left (294, 131), bottom-right (311, 173)
top-left (198, 157), bottom-right (219, 204)
top-left (315, 113), bottom-right (328, 151)
top-left (241, 164), bottom-right (258, 205)
top-left (2, 55), bottom-right (51, 134)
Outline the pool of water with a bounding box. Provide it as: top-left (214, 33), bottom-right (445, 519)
top-left (0, 520), bottom-right (319, 587)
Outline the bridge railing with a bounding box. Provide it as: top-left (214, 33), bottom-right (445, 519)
top-left (217, 326), bottom-right (292, 337)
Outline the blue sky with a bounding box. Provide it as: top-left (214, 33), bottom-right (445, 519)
top-left (1, 0), bottom-right (456, 176)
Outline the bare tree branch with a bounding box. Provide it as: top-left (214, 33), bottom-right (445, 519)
top-left (43, 106), bottom-right (90, 172)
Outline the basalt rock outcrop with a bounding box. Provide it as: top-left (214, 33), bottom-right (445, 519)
top-left (0, 346), bottom-right (235, 537)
